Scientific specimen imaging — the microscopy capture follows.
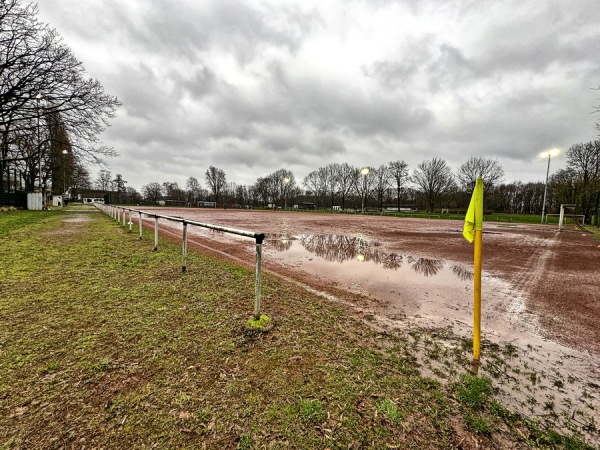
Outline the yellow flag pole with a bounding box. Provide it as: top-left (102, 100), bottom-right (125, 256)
top-left (463, 177), bottom-right (484, 367)
top-left (473, 228), bottom-right (482, 362)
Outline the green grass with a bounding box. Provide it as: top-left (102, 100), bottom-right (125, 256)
top-left (0, 209), bottom-right (596, 449)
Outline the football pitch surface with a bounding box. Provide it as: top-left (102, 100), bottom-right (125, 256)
top-left (143, 208), bottom-right (598, 353)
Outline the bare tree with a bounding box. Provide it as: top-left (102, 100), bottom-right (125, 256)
top-left (563, 141), bottom-right (600, 221)
top-left (352, 166), bottom-right (376, 212)
top-left (162, 181), bottom-right (185, 201)
top-left (411, 158), bottom-right (455, 212)
top-left (112, 173), bottom-right (127, 202)
top-left (303, 169), bottom-right (326, 206)
top-left (185, 176), bottom-right (202, 205)
top-left (372, 164), bottom-right (390, 208)
top-left (456, 157), bottom-right (504, 191)
top-left (71, 161), bottom-right (91, 192)
top-left (333, 162), bottom-right (355, 209)
top-left (388, 160), bottom-right (409, 211)
top-left (0, 0), bottom-right (121, 190)
top-left (205, 166), bottom-right (226, 204)
top-left (142, 182), bottom-right (162, 204)
top-left (95, 169), bottom-right (111, 190)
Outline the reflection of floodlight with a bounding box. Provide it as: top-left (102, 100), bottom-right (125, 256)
top-left (540, 148), bottom-right (560, 224)
top-left (356, 254), bottom-right (365, 262)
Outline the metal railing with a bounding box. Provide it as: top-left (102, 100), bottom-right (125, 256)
top-left (97, 204), bottom-right (266, 319)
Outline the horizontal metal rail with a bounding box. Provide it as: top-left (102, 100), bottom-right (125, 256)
top-left (96, 204), bottom-right (266, 319)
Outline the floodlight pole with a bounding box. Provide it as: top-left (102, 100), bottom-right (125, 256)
top-left (541, 153), bottom-right (552, 224)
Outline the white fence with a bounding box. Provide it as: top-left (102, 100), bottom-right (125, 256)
top-left (96, 204), bottom-right (266, 320)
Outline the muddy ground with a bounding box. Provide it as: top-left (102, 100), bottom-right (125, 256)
top-left (139, 209), bottom-right (599, 353)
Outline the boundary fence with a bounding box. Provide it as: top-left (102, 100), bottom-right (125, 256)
top-left (96, 204), bottom-right (266, 319)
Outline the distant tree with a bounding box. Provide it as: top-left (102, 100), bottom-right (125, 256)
top-left (205, 166), bottom-right (226, 204)
top-left (264, 169), bottom-right (295, 206)
top-left (253, 177), bottom-right (270, 205)
top-left (112, 173), bottom-right (127, 202)
top-left (124, 186), bottom-right (141, 204)
top-left (372, 164), bottom-right (390, 208)
top-left (411, 158), bottom-right (455, 212)
top-left (142, 182), bottom-right (162, 204)
top-left (162, 181), bottom-right (185, 201)
top-left (388, 160), bottom-right (409, 211)
top-left (185, 176), bottom-right (202, 204)
top-left (235, 184), bottom-right (249, 206)
top-left (352, 166), bottom-right (376, 211)
top-left (333, 162), bottom-right (355, 209)
top-left (71, 162), bottom-right (91, 191)
top-left (562, 141), bottom-right (600, 221)
top-left (303, 170), bottom-right (323, 206)
top-left (95, 169), bottom-right (112, 190)
top-left (456, 157), bottom-right (504, 191)
top-left (321, 164), bottom-right (339, 208)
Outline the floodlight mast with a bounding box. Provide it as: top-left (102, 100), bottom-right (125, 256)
top-left (540, 148), bottom-right (559, 224)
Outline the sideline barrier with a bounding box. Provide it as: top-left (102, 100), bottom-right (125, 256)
top-left (96, 205), bottom-right (266, 320)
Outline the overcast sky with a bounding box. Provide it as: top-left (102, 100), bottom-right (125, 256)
top-left (37, 0), bottom-right (600, 191)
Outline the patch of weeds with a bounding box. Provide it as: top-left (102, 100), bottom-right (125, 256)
top-left (502, 344), bottom-right (518, 358)
top-left (527, 371), bottom-right (537, 385)
top-left (40, 360), bottom-right (60, 375)
top-left (460, 337), bottom-right (473, 352)
top-left (376, 398), bottom-right (402, 424)
top-left (296, 399), bottom-right (326, 423)
top-left (456, 374), bottom-right (493, 410)
top-left (463, 411), bottom-right (493, 435)
top-left (489, 400), bottom-right (511, 420)
top-left (238, 434), bottom-right (254, 450)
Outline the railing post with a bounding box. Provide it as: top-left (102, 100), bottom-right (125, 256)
top-left (138, 212), bottom-right (143, 239)
top-left (117, 208), bottom-right (120, 223)
top-left (153, 216), bottom-right (159, 251)
top-left (182, 222), bottom-right (188, 272)
top-left (254, 233), bottom-right (265, 320)
top-left (122, 208), bottom-right (126, 226)
top-left (128, 210), bottom-right (133, 232)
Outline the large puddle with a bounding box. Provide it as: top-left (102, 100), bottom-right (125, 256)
top-left (265, 233), bottom-right (473, 281)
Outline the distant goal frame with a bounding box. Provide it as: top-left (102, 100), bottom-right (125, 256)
top-left (544, 204), bottom-right (585, 231)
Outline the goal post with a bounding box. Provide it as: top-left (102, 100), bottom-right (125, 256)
top-left (557, 204), bottom-right (585, 231)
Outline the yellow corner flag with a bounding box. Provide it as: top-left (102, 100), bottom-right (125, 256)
top-left (463, 178), bottom-right (484, 243)
top-left (464, 177), bottom-right (484, 365)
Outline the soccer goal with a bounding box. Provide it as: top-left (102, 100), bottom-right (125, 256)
top-left (555, 204), bottom-right (585, 231)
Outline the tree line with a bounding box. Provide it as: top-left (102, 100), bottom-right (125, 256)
top-left (126, 143), bottom-right (599, 223)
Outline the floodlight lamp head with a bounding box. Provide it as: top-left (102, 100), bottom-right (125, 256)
top-left (361, 167), bottom-right (370, 175)
top-left (62, 149), bottom-right (68, 154)
top-left (283, 177), bottom-right (290, 183)
top-left (540, 148), bottom-right (560, 158)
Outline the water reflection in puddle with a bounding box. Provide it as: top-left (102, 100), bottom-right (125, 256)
top-left (264, 233), bottom-right (472, 282)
